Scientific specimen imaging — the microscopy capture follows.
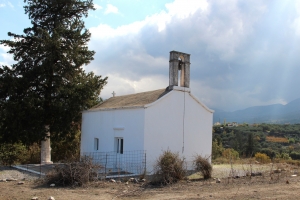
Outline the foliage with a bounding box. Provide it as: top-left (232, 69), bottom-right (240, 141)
top-left (51, 130), bottom-right (81, 162)
top-left (254, 152), bottom-right (271, 164)
top-left (212, 157), bottom-right (229, 164)
top-left (45, 156), bottom-right (102, 187)
top-left (213, 124), bottom-right (300, 161)
top-left (153, 150), bottom-right (186, 184)
top-left (26, 143), bottom-right (41, 164)
top-left (290, 151), bottom-right (300, 160)
top-left (0, 142), bottom-right (28, 165)
top-left (212, 139), bottom-right (224, 159)
top-left (193, 155), bottom-right (212, 179)
top-left (289, 138), bottom-right (295, 144)
top-left (276, 152), bottom-right (291, 160)
top-left (0, 0), bottom-right (107, 146)
top-left (266, 136), bottom-right (289, 143)
top-left (245, 132), bottom-right (257, 156)
top-left (222, 148), bottom-right (239, 160)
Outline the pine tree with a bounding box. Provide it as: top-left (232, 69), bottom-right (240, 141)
top-left (0, 0), bottom-right (107, 150)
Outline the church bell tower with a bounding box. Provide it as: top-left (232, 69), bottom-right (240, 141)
top-left (169, 51), bottom-right (190, 88)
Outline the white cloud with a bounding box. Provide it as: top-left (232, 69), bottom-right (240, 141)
top-left (7, 1), bottom-right (13, 8)
top-left (0, 3), bottom-right (5, 7)
top-left (94, 3), bottom-right (102, 10)
top-left (87, 0), bottom-right (300, 111)
top-left (165, 0), bottom-right (208, 18)
top-left (104, 4), bottom-right (119, 15)
top-left (0, 44), bottom-right (14, 66)
top-left (100, 74), bottom-right (168, 100)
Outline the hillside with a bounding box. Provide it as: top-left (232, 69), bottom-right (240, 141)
top-left (213, 98), bottom-right (300, 124)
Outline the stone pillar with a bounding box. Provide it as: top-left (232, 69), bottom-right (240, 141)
top-left (169, 51), bottom-right (191, 88)
top-left (183, 61), bottom-right (190, 88)
top-left (169, 55), bottom-right (179, 86)
top-left (41, 126), bottom-right (53, 164)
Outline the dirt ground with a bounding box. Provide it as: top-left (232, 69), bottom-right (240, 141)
top-left (1, 163), bottom-right (300, 200)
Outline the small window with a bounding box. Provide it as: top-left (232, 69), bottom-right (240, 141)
top-left (116, 138), bottom-right (123, 154)
top-left (94, 138), bottom-right (99, 151)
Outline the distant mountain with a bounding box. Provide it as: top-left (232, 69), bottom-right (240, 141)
top-left (213, 98), bottom-right (300, 124)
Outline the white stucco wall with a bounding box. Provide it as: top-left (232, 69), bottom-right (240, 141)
top-left (144, 88), bottom-right (213, 172)
top-left (80, 87), bottom-right (213, 174)
top-left (81, 108), bottom-right (145, 153)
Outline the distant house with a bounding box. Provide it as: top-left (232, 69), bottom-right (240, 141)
top-left (80, 51), bottom-right (214, 173)
top-left (232, 122), bottom-right (238, 127)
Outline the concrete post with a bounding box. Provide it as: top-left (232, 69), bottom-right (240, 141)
top-left (41, 125), bottom-right (53, 164)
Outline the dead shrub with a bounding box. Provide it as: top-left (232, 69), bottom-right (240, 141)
top-left (153, 150), bottom-right (186, 184)
top-left (45, 156), bottom-right (102, 187)
top-left (193, 155), bottom-right (212, 179)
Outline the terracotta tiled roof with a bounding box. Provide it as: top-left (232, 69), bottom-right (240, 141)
top-left (90, 88), bottom-right (170, 110)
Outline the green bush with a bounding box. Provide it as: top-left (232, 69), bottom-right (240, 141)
top-left (0, 142), bottom-right (28, 166)
top-left (222, 148), bottom-right (239, 160)
top-left (26, 143), bottom-right (41, 164)
top-left (193, 155), bottom-right (212, 179)
top-left (153, 150), bottom-right (186, 184)
top-left (254, 152), bottom-right (271, 164)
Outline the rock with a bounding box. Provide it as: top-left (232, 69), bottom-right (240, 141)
top-left (110, 179), bottom-right (116, 183)
top-left (133, 178), bottom-right (139, 183)
top-left (286, 180), bottom-right (289, 184)
top-left (116, 180), bottom-right (121, 183)
top-left (18, 181), bottom-right (25, 185)
top-left (0, 179), bottom-right (7, 182)
top-left (216, 178), bottom-right (221, 183)
top-left (274, 169), bottom-right (281, 173)
top-left (48, 196), bottom-right (55, 200)
top-left (255, 161), bottom-right (260, 164)
top-left (129, 178), bottom-right (135, 182)
top-left (31, 197), bottom-right (38, 200)
top-left (291, 175), bottom-right (297, 177)
top-left (251, 172), bottom-right (262, 176)
top-left (6, 178), bottom-right (17, 181)
top-left (125, 181), bottom-right (129, 185)
top-left (140, 178), bottom-right (146, 182)
top-left (50, 183), bottom-right (55, 187)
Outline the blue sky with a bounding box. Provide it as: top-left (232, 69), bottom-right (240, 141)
top-left (1, 0), bottom-right (300, 111)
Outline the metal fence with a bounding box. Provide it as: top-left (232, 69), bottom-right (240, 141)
top-left (81, 150), bottom-right (146, 178)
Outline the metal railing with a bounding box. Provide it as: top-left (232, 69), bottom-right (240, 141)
top-left (81, 150), bottom-right (146, 178)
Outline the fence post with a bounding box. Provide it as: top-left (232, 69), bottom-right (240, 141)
top-left (144, 151), bottom-right (146, 175)
top-left (105, 153), bottom-right (107, 175)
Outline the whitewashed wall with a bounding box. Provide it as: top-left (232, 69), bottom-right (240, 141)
top-left (81, 108), bottom-right (145, 153)
top-left (144, 88), bottom-right (213, 172)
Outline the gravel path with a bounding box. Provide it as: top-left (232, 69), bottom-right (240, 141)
top-left (0, 166), bottom-right (41, 181)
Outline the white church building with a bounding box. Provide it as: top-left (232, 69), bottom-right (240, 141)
top-left (80, 51), bottom-right (214, 174)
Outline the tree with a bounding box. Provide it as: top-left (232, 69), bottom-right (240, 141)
top-left (0, 0), bottom-right (107, 155)
top-left (212, 139), bottom-right (224, 159)
top-left (245, 132), bottom-right (256, 157)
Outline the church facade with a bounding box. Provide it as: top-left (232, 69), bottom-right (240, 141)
top-left (80, 51), bottom-right (214, 173)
